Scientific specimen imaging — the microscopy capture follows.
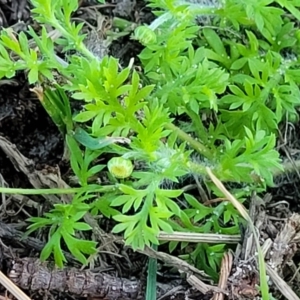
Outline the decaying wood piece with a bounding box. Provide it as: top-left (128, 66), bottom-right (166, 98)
top-left (7, 257), bottom-right (183, 299)
top-left (8, 257), bottom-right (141, 299)
top-left (0, 222), bottom-right (210, 298)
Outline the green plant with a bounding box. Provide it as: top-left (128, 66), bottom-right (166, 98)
top-left (26, 192), bottom-right (98, 267)
top-left (180, 243), bottom-right (226, 281)
top-left (0, 1), bottom-right (299, 289)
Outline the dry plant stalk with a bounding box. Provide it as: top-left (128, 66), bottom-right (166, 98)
top-left (158, 231), bottom-right (241, 244)
top-left (206, 168), bottom-right (269, 299)
top-left (212, 252), bottom-right (233, 300)
top-left (0, 271), bottom-right (31, 300)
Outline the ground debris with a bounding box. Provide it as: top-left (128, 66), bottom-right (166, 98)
top-left (6, 257), bottom-right (185, 300)
top-left (269, 213), bottom-right (300, 271)
top-left (228, 193), bottom-right (300, 299)
top-left (8, 257), bottom-right (141, 299)
top-left (0, 0), bottom-right (31, 27)
top-left (112, 0), bottom-right (136, 18)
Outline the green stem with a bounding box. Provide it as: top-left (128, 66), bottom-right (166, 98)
top-left (50, 21), bottom-right (96, 61)
top-left (112, 17), bottom-right (136, 31)
top-left (0, 185), bottom-right (115, 195)
top-left (186, 108), bottom-right (208, 143)
top-left (165, 123), bottom-right (213, 159)
top-left (187, 161), bottom-right (207, 176)
top-left (145, 244), bottom-right (158, 300)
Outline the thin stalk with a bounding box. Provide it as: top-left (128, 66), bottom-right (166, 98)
top-left (0, 271), bottom-right (31, 300)
top-left (207, 168), bottom-right (269, 300)
top-left (187, 161), bottom-right (208, 176)
top-left (158, 231), bottom-right (241, 244)
top-left (186, 108), bottom-right (208, 143)
top-left (0, 185), bottom-right (115, 195)
top-left (49, 21), bottom-right (96, 61)
top-left (145, 244), bottom-right (158, 300)
top-left (165, 123), bottom-right (213, 159)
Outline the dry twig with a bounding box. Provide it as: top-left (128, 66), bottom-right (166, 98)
top-left (0, 271), bottom-right (31, 300)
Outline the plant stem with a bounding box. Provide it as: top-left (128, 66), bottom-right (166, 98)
top-left (145, 244), bottom-right (157, 300)
top-left (0, 185), bottom-right (115, 195)
top-left (50, 21), bottom-right (96, 61)
top-left (186, 108), bottom-right (208, 142)
top-left (165, 123), bottom-right (213, 159)
top-left (187, 161), bottom-right (207, 176)
top-left (158, 231), bottom-right (241, 244)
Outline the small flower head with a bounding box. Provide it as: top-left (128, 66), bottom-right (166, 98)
top-left (133, 25), bottom-right (157, 45)
top-left (108, 157), bottom-right (133, 179)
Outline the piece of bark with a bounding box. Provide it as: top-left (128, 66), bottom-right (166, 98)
top-left (8, 257), bottom-right (140, 299)
top-left (7, 257), bottom-right (183, 299)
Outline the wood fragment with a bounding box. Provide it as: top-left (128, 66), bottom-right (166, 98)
top-left (8, 257), bottom-right (141, 299)
top-left (7, 257), bottom-right (183, 299)
top-left (186, 274), bottom-right (222, 294)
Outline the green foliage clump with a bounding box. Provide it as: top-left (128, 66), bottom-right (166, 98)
top-left (0, 0), bottom-right (299, 276)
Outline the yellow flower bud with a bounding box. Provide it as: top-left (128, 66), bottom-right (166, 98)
top-left (108, 157), bottom-right (133, 179)
top-left (133, 26), bottom-right (157, 45)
